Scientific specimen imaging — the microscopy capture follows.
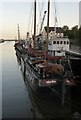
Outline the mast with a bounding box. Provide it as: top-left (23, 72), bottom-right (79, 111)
top-left (17, 24), bottom-right (20, 40)
top-left (33, 0), bottom-right (36, 50)
top-left (46, 0), bottom-right (50, 51)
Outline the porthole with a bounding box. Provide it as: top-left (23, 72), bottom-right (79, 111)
top-left (67, 41), bottom-right (69, 44)
top-left (53, 41), bottom-right (56, 44)
top-left (57, 41), bottom-right (59, 44)
top-left (60, 41), bottom-right (62, 44)
top-left (64, 41), bottom-right (66, 44)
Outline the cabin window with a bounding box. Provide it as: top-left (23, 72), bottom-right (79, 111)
top-left (49, 43), bottom-right (51, 45)
top-left (53, 51), bottom-right (55, 56)
top-left (51, 50), bottom-right (52, 55)
top-left (60, 41), bottom-right (62, 44)
top-left (53, 41), bottom-right (56, 44)
top-left (57, 41), bottom-right (59, 44)
top-left (64, 41), bottom-right (66, 44)
top-left (37, 38), bottom-right (40, 41)
top-left (67, 41), bottom-right (69, 44)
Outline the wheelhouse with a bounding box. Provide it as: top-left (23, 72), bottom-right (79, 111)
top-left (48, 37), bottom-right (70, 56)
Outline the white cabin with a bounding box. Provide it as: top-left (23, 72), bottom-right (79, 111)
top-left (48, 37), bottom-right (70, 56)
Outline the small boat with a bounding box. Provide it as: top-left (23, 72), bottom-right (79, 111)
top-left (0, 39), bottom-right (4, 43)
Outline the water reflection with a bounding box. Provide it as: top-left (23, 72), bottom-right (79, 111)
top-left (2, 42), bottom-right (38, 118)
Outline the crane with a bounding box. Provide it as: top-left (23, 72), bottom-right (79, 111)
top-left (36, 11), bottom-right (47, 50)
top-left (39, 11), bottom-right (47, 34)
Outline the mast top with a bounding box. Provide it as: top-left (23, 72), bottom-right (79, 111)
top-left (46, 0), bottom-right (50, 51)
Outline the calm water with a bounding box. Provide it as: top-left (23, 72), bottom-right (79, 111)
top-left (2, 41), bottom-right (42, 118)
top-left (1, 41), bottom-right (81, 119)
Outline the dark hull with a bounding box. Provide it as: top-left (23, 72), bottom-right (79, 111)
top-left (21, 56), bottom-right (75, 102)
top-left (15, 45), bottom-right (81, 109)
top-left (24, 76), bottom-right (72, 119)
top-left (24, 68), bottom-right (81, 115)
top-left (14, 47), bottom-right (81, 118)
top-left (21, 57), bottom-right (51, 96)
top-left (22, 66), bottom-right (81, 119)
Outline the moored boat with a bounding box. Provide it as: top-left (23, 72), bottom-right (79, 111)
top-left (20, 0), bottom-right (77, 97)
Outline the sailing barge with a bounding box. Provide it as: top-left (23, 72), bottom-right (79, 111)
top-left (20, 0), bottom-right (77, 97)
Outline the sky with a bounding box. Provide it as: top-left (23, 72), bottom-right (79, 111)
top-left (0, 0), bottom-right (80, 39)
top-left (79, 1), bottom-right (81, 27)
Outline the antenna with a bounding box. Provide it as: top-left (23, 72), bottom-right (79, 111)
top-left (17, 24), bottom-right (20, 40)
top-left (53, 0), bottom-right (58, 34)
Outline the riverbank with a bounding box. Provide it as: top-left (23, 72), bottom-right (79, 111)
top-left (70, 44), bottom-right (81, 54)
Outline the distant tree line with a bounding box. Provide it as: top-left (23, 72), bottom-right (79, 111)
top-left (62, 25), bottom-right (81, 45)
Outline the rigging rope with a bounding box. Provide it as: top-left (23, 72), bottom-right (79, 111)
top-left (52, 0), bottom-right (61, 27)
top-left (27, 1), bottom-right (34, 37)
top-left (30, 2), bottom-right (34, 37)
top-left (52, 0), bottom-right (58, 28)
top-left (38, 1), bottom-right (44, 35)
